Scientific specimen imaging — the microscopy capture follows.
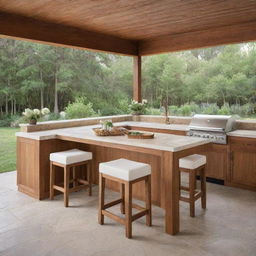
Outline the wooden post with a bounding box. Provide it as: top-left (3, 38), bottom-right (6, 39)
top-left (133, 56), bottom-right (142, 102)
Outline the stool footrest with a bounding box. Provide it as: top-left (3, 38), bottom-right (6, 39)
top-left (180, 185), bottom-right (190, 191)
top-left (194, 191), bottom-right (202, 201)
top-left (132, 209), bottom-right (148, 221)
top-left (132, 203), bottom-right (145, 211)
top-left (53, 185), bottom-right (65, 193)
top-left (102, 210), bottom-right (125, 225)
top-left (69, 184), bottom-right (88, 193)
top-left (180, 196), bottom-right (190, 203)
top-left (77, 178), bottom-right (89, 185)
top-left (103, 199), bottom-right (123, 210)
top-left (180, 191), bottom-right (202, 202)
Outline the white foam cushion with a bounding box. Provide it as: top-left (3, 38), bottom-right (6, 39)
top-left (179, 154), bottom-right (206, 169)
top-left (99, 158), bottom-right (151, 181)
top-left (50, 149), bottom-right (92, 165)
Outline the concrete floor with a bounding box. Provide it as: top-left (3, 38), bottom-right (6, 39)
top-left (0, 171), bottom-right (255, 256)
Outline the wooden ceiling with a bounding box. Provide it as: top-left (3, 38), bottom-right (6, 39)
top-left (0, 0), bottom-right (256, 55)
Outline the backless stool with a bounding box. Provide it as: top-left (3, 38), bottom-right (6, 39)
top-left (179, 154), bottom-right (206, 217)
top-left (98, 158), bottom-right (152, 238)
top-left (49, 149), bottom-right (92, 207)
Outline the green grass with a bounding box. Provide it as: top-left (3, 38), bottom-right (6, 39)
top-left (0, 127), bottom-right (19, 173)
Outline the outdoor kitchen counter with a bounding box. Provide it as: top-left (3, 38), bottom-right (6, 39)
top-left (227, 129), bottom-right (256, 138)
top-left (16, 121), bottom-right (209, 236)
top-left (16, 121), bottom-right (188, 140)
top-left (16, 122), bottom-right (204, 152)
top-left (124, 121), bottom-right (188, 131)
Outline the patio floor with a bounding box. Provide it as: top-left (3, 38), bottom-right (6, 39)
top-left (0, 171), bottom-right (255, 256)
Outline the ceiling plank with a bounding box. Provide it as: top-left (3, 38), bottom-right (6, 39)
top-left (139, 20), bottom-right (256, 55)
top-left (0, 12), bottom-right (138, 56)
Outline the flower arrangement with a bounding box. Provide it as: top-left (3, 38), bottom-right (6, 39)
top-left (22, 107), bottom-right (50, 125)
top-left (129, 99), bottom-right (148, 115)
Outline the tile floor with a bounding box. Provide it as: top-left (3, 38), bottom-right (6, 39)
top-left (0, 171), bottom-right (255, 256)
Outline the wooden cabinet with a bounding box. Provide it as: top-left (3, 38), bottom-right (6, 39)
top-left (17, 137), bottom-right (84, 199)
top-left (17, 137), bottom-right (40, 199)
top-left (128, 126), bottom-right (227, 180)
top-left (227, 136), bottom-right (256, 191)
top-left (203, 144), bottom-right (227, 180)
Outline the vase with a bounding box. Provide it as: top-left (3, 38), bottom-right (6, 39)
top-left (133, 114), bottom-right (141, 122)
top-left (29, 119), bottom-right (37, 125)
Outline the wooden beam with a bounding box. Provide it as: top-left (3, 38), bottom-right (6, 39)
top-left (139, 20), bottom-right (256, 55)
top-left (133, 56), bottom-right (142, 102)
top-left (0, 12), bottom-right (138, 56)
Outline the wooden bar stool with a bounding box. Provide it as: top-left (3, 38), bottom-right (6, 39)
top-left (98, 158), bottom-right (152, 238)
top-left (49, 149), bottom-right (93, 207)
top-left (179, 154), bottom-right (206, 217)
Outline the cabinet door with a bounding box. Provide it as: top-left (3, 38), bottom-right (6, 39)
top-left (205, 144), bottom-right (227, 180)
top-left (17, 137), bottom-right (39, 198)
top-left (230, 150), bottom-right (256, 188)
top-left (228, 136), bottom-right (256, 190)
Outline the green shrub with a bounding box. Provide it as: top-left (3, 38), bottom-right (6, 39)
top-left (169, 105), bottom-right (179, 115)
top-left (239, 103), bottom-right (254, 116)
top-left (42, 112), bottom-right (61, 121)
top-left (201, 103), bottom-right (219, 115)
top-left (0, 115), bottom-right (21, 127)
top-left (146, 108), bottom-right (161, 115)
top-left (218, 103), bottom-right (231, 115)
top-left (229, 104), bottom-right (241, 115)
top-left (65, 97), bottom-right (96, 119)
top-left (189, 102), bottom-right (201, 115)
top-left (96, 101), bottom-right (123, 116)
top-left (117, 98), bottom-right (130, 114)
top-left (178, 104), bottom-right (192, 116)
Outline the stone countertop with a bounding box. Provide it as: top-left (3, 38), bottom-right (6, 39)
top-left (227, 130), bottom-right (256, 139)
top-left (16, 122), bottom-right (208, 152)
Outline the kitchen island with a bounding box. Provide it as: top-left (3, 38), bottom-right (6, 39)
top-left (16, 123), bottom-right (210, 235)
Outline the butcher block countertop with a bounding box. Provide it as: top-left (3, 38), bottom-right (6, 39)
top-left (16, 122), bottom-right (208, 152)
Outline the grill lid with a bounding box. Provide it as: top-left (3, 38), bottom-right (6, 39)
top-left (188, 114), bottom-right (235, 132)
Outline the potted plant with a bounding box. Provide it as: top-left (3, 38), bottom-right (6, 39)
top-left (100, 120), bottom-right (113, 131)
top-left (22, 107), bottom-right (50, 125)
top-left (129, 99), bottom-right (148, 115)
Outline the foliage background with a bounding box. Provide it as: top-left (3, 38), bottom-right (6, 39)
top-left (0, 39), bottom-right (256, 122)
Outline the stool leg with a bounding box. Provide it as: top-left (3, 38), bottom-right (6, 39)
top-left (145, 175), bottom-right (152, 226)
top-left (50, 161), bottom-right (55, 200)
top-left (64, 166), bottom-right (70, 207)
top-left (200, 167), bottom-right (206, 209)
top-left (87, 162), bottom-right (92, 196)
top-left (125, 182), bottom-right (132, 238)
top-left (120, 183), bottom-right (125, 214)
top-left (189, 170), bottom-right (196, 217)
top-left (72, 166), bottom-right (77, 188)
top-left (194, 171), bottom-right (197, 190)
top-left (98, 173), bottom-right (105, 225)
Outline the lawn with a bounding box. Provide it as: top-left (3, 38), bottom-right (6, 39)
top-left (0, 127), bottom-right (19, 173)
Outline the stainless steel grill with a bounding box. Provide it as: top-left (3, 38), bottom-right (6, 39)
top-left (187, 114), bottom-right (236, 144)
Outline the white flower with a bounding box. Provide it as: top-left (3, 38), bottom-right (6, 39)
top-left (60, 111), bottom-right (66, 118)
top-left (23, 108), bottom-right (33, 117)
top-left (41, 107), bottom-right (50, 115)
top-left (33, 109), bottom-right (41, 115)
top-left (142, 99), bottom-right (148, 104)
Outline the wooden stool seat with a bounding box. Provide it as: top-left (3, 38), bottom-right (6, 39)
top-left (49, 149), bottom-right (93, 207)
top-left (98, 158), bottom-right (152, 238)
top-left (179, 154), bottom-right (206, 217)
